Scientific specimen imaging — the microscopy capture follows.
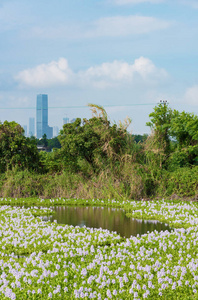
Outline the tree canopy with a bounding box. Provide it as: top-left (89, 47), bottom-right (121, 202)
top-left (58, 105), bottom-right (132, 174)
top-left (146, 104), bottom-right (198, 169)
top-left (0, 121), bottom-right (40, 173)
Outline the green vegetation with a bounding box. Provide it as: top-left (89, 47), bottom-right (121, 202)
top-left (37, 134), bottom-right (61, 151)
top-left (0, 121), bottom-right (41, 173)
top-left (1, 198), bottom-right (198, 299)
top-left (0, 103), bottom-right (197, 199)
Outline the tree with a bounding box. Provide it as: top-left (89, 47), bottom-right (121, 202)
top-left (132, 134), bottom-right (148, 144)
top-left (146, 103), bottom-right (172, 156)
top-left (58, 105), bottom-right (132, 174)
top-left (0, 121), bottom-right (41, 173)
top-left (168, 110), bottom-right (198, 168)
top-left (170, 110), bottom-right (198, 147)
top-left (145, 103), bottom-right (172, 169)
top-left (47, 137), bottom-right (61, 150)
top-left (37, 134), bottom-right (48, 147)
top-left (146, 104), bottom-right (198, 169)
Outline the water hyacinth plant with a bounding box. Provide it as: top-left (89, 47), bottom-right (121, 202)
top-left (0, 198), bottom-right (198, 299)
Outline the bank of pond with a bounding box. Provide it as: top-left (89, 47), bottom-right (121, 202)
top-left (0, 197), bottom-right (198, 299)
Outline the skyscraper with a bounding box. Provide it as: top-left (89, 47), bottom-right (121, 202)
top-left (36, 94), bottom-right (48, 139)
top-left (63, 117), bottom-right (69, 125)
top-left (29, 117), bottom-right (35, 137)
top-left (53, 126), bottom-right (59, 137)
top-left (36, 94), bottom-right (53, 139)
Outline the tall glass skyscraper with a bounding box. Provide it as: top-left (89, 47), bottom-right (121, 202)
top-left (29, 117), bottom-right (35, 137)
top-left (36, 94), bottom-right (48, 139)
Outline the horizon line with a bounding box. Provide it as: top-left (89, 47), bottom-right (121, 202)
top-left (0, 103), bottom-right (157, 109)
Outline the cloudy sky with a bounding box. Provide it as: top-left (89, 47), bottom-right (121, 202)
top-left (0, 0), bottom-right (198, 134)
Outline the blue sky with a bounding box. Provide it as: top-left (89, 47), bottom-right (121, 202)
top-left (0, 0), bottom-right (198, 134)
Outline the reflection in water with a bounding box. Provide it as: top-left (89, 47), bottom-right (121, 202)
top-left (48, 206), bottom-right (172, 238)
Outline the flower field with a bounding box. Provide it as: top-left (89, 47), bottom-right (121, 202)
top-left (0, 198), bottom-right (198, 299)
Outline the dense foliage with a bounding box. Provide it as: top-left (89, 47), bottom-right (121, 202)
top-left (58, 107), bottom-right (132, 174)
top-left (0, 103), bottom-right (197, 199)
top-left (0, 121), bottom-right (41, 173)
top-left (146, 104), bottom-right (198, 171)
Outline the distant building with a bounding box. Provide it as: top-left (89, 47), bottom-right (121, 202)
top-left (22, 125), bottom-right (27, 137)
top-left (29, 117), bottom-right (35, 137)
top-left (36, 94), bottom-right (48, 139)
top-left (63, 117), bottom-right (69, 125)
top-left (36, 94), bottom-right (53, 139)
top-left (70, 118), bottom-right (76, 123)
top-left (47, 126), bottom-right (53, 139)
top-left (37, 145), bottom-right (51, 152)
top-left (53, 126), bottom-right (59, 137)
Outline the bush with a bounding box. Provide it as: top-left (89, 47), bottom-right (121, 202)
top-left (157, 167), bottom-right (198, 197)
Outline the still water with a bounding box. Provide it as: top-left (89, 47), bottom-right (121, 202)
top-left (48, 206), bottom-right (171, 238)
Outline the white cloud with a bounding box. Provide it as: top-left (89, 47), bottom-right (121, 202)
top-left (15, 57), bottom-right (168, 89)
top-left (15, 58), bottom-right (73, 88)
top-left (23, 15), bottom-right (171, 40)
top-left (184, 85), bottom-right (198, 105)
top-left (78, 57), bottom-right (168, 88)
top-left (86, 15), bottom-right (170, 37)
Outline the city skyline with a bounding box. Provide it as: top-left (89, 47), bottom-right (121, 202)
top-left (0, 1), bottom-right (198, 134)
top-left (23, 95), bottom-right (77, 138)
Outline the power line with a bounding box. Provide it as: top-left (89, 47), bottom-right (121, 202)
top-left (0, 103), bottom-right (157, 110)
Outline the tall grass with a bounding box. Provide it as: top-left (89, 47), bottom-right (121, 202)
top-left (0, 167), bottom-right (146, 199)
top-left (1, 164), bottom-right (197, 199)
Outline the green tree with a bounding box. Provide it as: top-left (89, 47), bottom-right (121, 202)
top-left (37, 134), bottom-right (48, 147)
top-left (146, 104), bottom-right (198, 169)
top-left (145, 103), bottom-right (172, 169)
top-left (170, 110), bottom-right (198, 147)
top-left (0, 121), bottom-right (41, 173)
top-left (146, 103), bottom-right (172, 156)
top-left (168, 110), bottom-right (198, 168)
top-left (39, 149), bottom-right (62, 173)
top-left (58, 104), bottom-right (132, 175)
top-left (47, 137), bottom-right (61, 150)
top-left (132, 134), bottom-right (148, 144)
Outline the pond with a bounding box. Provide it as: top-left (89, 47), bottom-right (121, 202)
top-left (47, 206), bottom-right (172, 238)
